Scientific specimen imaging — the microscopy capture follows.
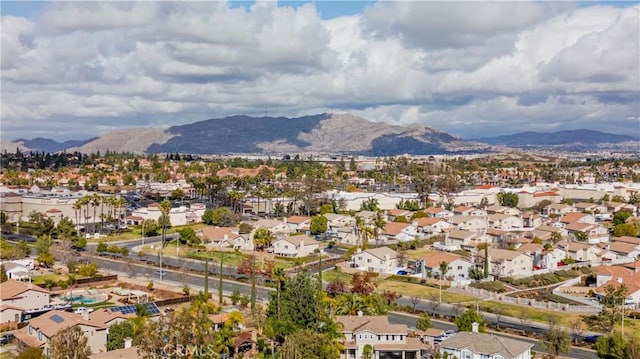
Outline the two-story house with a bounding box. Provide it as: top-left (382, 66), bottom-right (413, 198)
top-left (420, 252), bottom-right (475, 281)
top-left (271, 235), bottom-right (318, 258)
top-left (283, 215), bottom-right (311, 233)
top-left (14, 310), bottom-right (107, 356)
top-left (487, 214), bottom-right (523, 231)
top-left (351, 247), bottom-right (400, 273)
top-left (412, 217), bottom-right (453, 235)
top-left (479, 248), bottom-right (533, 278)
top-left (449, 216), bottom-right (487, 233)
top-left (0, 280), bottom-right (50, 324)
top-left (337, 314), bottom-right (422, 359)
top-left (380, 222), bottom-right (418, 242)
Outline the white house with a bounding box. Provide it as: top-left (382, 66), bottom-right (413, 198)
top-left (479, 248), bottom-right (533, 278)
top-left (271, 235), bottom-right (318, 258)
top-left (420, 252), bottom-right (475, 281)
top-left (449, 216), bottom-right (487, 233)
top-left (440, 329), bottom-right (533, 359)
top-left (351, 247), bottom-right (400, 274)
top-left (380, 222), bottom-right (418, 242)
top-left (412, 217), bottom-right (453, 235)
top-left (337, 314), bottom-right (422, 359)
top-left (283, 215), bottom-right (311, 233)
top-left (487, 214), bottom-right (523, 231)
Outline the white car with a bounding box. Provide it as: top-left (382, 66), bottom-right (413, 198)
top-left (73, 307), bottom-right (94, 314)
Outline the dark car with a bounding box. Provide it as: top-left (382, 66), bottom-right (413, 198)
top-left (583, 335), bottom-right (602, 344)
top-left (396, 270), bottom-right (408, 275)
top-left (0, 333), bottom-right (15, 345)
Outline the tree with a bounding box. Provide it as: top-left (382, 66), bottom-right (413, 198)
top-left (177, 227), bottom-right (199, 245)
top-left (16, 348), bottom-right (45, 359)
top-left (569, 318), bottom-right (584, 344)
top-left (498, 192), bottom-right (519, 208)
top-left (542, 325), bottom-right (571, 358)
top-left (210, 207), bottom-right (239, 226)
top-left (254, 227), bottom-right (275, 251)
top-left (73, 236), bottom-right (87, 251)
top-left (56, 216), bottom-right (76, 246)
top-left (106, 320), bottom-right (134, 350)
top-left (96, 241), bottom-right (108, 253)
top-left (598, 283), bottom-right (628, 333)
top-left (455, 308), bottom-right (486, 332)
top-left (50, 326), bottom-right (91, 359)
top-left (362, 344), bottom-right (374, 359)
top-left (612, 210), bottom-right (632, 226)
top-left (574, 231), bottom-right (588, 242)
top-left (158, 199), bottom-right (172, 249)
top-left (0, 264), bottom-right (7, 282)
top-left (310, 215), bottom-right (328, 235)
top-left (595, 334), bottom-right (627, 359)
top-left (351, 271), bottom-right (377, 295)
top-left (416, 313), bottom-right (431, 331)
top-left (278, 329), bottom-right (340, 359)
top-left (439, 261), bottom-right (449, 304)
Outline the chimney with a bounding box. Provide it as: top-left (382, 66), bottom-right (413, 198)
top-left (472, 322), bottom-right (479, 333)
top-left (223, 234), bottom-right (228, 241)
top-left (82, 310), bottom-right (90, 322)
top-left (357, 310), bottom-right (363, 317)
top-left (124, 337), bottom-right (132, 348)
top-left (617, 277), bottom-right (623, 283)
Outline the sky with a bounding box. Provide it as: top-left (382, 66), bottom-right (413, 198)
top-left (1, 1), bottom-right (639, 141)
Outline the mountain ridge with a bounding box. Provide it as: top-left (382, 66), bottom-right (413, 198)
top-left (472, 129), bottom-right (638, 146)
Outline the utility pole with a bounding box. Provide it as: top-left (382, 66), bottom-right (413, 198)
top-left (219, 255), bottom-right (224, 304)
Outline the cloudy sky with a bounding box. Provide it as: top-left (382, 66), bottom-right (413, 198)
top-left (1, 1), bottom-right (639, 141)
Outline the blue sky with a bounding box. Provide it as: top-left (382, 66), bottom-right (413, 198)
top-left (1, 1), bottom-right (638, 141)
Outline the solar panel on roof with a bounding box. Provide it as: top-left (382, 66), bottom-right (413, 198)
top-left (50, 314), bottom-right (65, 324)
top-left (110, 303), bottom-right (161, 315)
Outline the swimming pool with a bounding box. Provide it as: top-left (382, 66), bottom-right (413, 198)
top-left (63, 295), bottom-right (99, 304)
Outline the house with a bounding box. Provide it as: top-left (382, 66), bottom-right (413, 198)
top-left (271, 235), bottom-right (318, 258)
top-left (283, 215), bottom-right (311, 233)
top-left (556, 240), bottom-right (601, 262)
top-left (559, 212), bottom-right (596, 226)
top-left (522, 213), bottom-right (542, 228)
top-left (574, 202), bottom-right (601, 213)
top-left (0, 280), bottom-right (50, 324)
top-left (543, 203), bottom-right (575, 217)
top-left (517, 190), bottom-right (562, 209)
top-left (13, 310), bottom-right (107, 356)
top-left (201, 226), bottom-right (252, 250)
top-left (607, 240), bottom-right (640, 260)
top-left (1, 262), bottom-right (30, 280)
top-left (592, 265), bottom-right (640, 308)
top-left (424, 207), bottom-right (453, 218)
top-left (379, 222), bottom-right (418, 242)
top-left (440, 329), bottom-right (533, 359)
top-left (438, 230), bottom-right (491, 252)
top-left (449, 216), bottom-right (487, 233)
top-left (385, 209), bottom-right (414, 222)
top-left (412, 217), bottom-right (453, 235)
top-left (332, 226), bottom-right (359, 245)
top-left (564, 222), bottom-right (609, 244)
top-left (251, 219), bottom-right (292, 235)
top-left (337, 314), bottom-right (422, 359)
top-left (419, 252), bottom-right (475, 281)
top-left (351, 247), bottom-right (400, 274)
top-left (485, 205), bottom-right (520, 216)
top-left (479, 248), bottom-right (533, 278)
top-left (487, 214), bottom-right (523, 230)
top-left (325, 213), bottom-right (356, 229)
top-left (452, 206), bottom-right (474, 216)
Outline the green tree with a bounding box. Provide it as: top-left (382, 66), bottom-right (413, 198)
top-left (598, 284), bottom-right (628, 333)
top-left (455, 308), bottom-right (486, 332)
top-left (595, 334), bottom-right (627, 359)
top-left (50, 326), bottom-right (91, 359)
top-left (202, 208), bottom-right (215, 225)
top-left (542, 325), bottom-right (571, 358)
top-left (254, 227), bottom-right (275, 251)
top-left (319, 203), bottom-right (334, 215)
top-left (0, 264), bottom-right (7, 282)
top-left (96, 241), bottom-right (108, 253)
top-left (311, 215), bottom-right (328, 235)
top-left (416, 313), bottom-right (431, 331)
top-left (158, 199), bottom-right (172, 248)
top-left (362, 344), bottom-right (374, 359)
top-left (498, 192), bottom-right (519, 208)
top-left (613, 210), bottom-right (632, 226)
top-left (574, 231), bottom-right (588, 242)
top-left (279, 329), bottom-right (340, 359)
top-left (613, 223), bottom-right (639, 237)
top-left (56, 216), bottom-right (76, 246)
top-left (178, 227), bottom-right (199, 245)
top-left (73, 236), bottom-right (87, 250)
top-left (106, 320), bottom-right (134, 350)
top-left (211, 207), bottom-right (239, 226)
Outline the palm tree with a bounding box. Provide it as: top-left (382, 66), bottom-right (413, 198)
top-left (90, 193), bottom-right (101, 234)
top-left (158, 199), bottom-right (172, 279)
top-left (439, 261), bottom-right (449, 304)
top-left (272, 266), bottom-right (286, 320)
top-left (373, 212), bottom-right (386, 245)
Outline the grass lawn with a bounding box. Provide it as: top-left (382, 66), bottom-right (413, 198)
top-left (322, 269), bottom-right (353, 284)
top-left (376, 280), bottom-right (479, 303)
top-left (31, 274), bottom-right (68, 285)
top-left (185, 250), bottom-right (246, 266)
top-left (405, 247), bottom-right (437, 259)
top-left (478, 300), bottom-right (582, 327)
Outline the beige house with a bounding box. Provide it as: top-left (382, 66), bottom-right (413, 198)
top-left (351, 247), bottom-right (400, 273)
top-left (0, 280), bottom-right (50, 324)
top-left (487, 214), bottom-right (523, 230)
top-left (283, 215), bottom-right (311, 233)
top-left (440, 330), bottom-right (533, 359)
top-left (449, 216), bottom-right (487, 233)
top-left (412, 217), bottom-right (453, 235)
top-left (201, 226), bottom-right (252, 250)
top-left (479, 248), bottom-right (533, 278)
top-left (337, 314), bottom-right (422, 359)
top-left (14, 310), bottom-right (107, 356)
top-left (271, 235), bottom-right (318, 258)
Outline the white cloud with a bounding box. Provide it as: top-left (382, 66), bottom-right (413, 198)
top-left (0, 1), bottom-right (638, 141)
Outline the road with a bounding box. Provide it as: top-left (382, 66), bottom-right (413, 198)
top-left (87, 255), bottom-right (274, 300)
top-left (388, 312), bottom-right (598, 359)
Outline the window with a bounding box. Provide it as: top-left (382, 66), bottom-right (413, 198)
top-left (457, 266), bottom-right (463, 270)
top-left (28, 325), bottom-right (33, 335)
top-left (367, 259), bottom-right (371, 263)
top-left (37, 330), bottom-right (42, 341)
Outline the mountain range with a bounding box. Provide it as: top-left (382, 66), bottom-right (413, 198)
top-left (2, 114), bottom-right (637, 155)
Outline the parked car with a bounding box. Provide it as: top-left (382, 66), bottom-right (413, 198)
top-left (396, 270), bottom-right (408, 275)
top-left (583, 335), bottom-right (602, 344)
top-left (156, 270), bottom-right (168, 278)
top-left (0, 333), bottom-right (15, 345)
top-left (73, 307), bottom-right (94, 315)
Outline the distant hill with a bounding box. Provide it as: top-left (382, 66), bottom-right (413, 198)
top-left (473, 130), bottom-right (638, 147)
top-left (5, 113), bottom-right (491, 155)
top-left (12, 137), bottom-right (96, 153)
